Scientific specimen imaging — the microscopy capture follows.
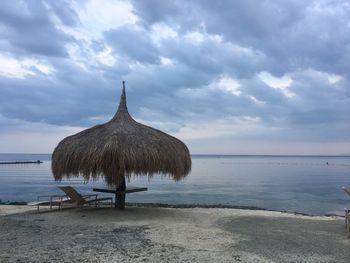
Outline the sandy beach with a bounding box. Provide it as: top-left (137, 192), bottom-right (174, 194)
top-left (0, 205), bottom-right (349, 262)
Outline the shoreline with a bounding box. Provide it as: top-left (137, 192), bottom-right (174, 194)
top-left (126, 202), bottom-right (344, 217)
top-left (0, 201), bottom-right (344, 217)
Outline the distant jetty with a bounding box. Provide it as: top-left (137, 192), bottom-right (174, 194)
top-left (0, 160), bottom-right (43, 164)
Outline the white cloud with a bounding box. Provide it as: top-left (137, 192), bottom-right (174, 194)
top-left (302, 69), bottom-right (342, 84)
top-left (22, 59), bottom-right (55, 75)
top-left (249, 95), bottom-right (265, 105)
top-left (172, 116), bottom-right (263, 140)
top-left (208, 34), bottom-right (223, 44)
top-left (214, 75), bottom-right (241, 96)
top-left (74, 0), bottom-right (137, 38)
top-left (327, 74), bottom-right (342, 84)
top-left (184, 31), bottom-right (205, 45)
top-left (66, 44), bottom-right (90, 71)
top-left (0, 54), bottom-right (34, 79)
top-left (150, 23), bottom-right (178, 45)
top-left (97, 46), bottom-right (117, 66)
top-left (66, 42), bottom-right (118, 70)
top-left (160, 56), bottom-right (173, 65)
top-left (258, 71), bottom-right (295, 97)
top-left (258, 71), bottom-right (293, 89)
top-left (0, 54), bottom-right (54, 79)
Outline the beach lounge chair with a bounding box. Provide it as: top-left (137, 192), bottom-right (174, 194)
top-left (342, 187), bottom-right (350, 236)
top-left (28, 195), bottom-right (70, 212)
top-left (58, 186), bottom-right (113, 209)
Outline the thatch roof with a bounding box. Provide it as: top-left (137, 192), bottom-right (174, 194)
top-left (52, 82), bottom-right (191, 185)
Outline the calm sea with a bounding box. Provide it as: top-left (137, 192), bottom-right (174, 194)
top-left (0, 153), bottom-right (350, 215)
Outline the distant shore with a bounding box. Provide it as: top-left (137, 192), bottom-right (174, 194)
top-left (0, 160), bottom-right (43, 164)
top-left (1, 204), bottom-right (349, 262)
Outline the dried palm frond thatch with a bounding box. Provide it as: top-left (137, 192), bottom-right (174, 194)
top-left (51, 81), bottom-right (191, 187)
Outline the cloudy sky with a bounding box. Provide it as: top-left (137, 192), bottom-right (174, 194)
top-left (0, 0), bottom-right (349, 155)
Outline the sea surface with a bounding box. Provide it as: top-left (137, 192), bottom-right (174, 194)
top-left (1, 153), bottom-right (350, 215)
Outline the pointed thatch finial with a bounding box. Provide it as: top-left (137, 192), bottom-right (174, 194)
top-left (117, 80), bottom-right (128, 113)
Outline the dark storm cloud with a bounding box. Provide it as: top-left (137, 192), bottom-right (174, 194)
top-left (132, 0), bottom-right (350, 76)
top-left (0, 0), bottom-right (76, 57)
top-left (287, 72), bottom-right (350, 125)
top-left (128, 0), bottom-right (350, 135)
top-left (158, 35), bottom-right (269, 78)
top-left (104, 25), bottom-right (160, 64)
top-left (0, 57), bottom-right (128, 127)
top-left (131, 0), bottom-right (184, 26)
top-left (45, 0), bottom-right (80, 27)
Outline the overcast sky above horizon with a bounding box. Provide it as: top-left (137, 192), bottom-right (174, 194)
top-left (0, 0), bottom-right (349, 155)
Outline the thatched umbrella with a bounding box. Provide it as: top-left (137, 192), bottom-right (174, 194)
top-left (52, 81), bottom-right (191, 209)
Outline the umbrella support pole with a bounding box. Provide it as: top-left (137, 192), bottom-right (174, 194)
top-left (115, 177), bottom-right (126, 210)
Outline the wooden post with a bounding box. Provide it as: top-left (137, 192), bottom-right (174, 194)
top-left (115, 177), bottom-right (126, 210)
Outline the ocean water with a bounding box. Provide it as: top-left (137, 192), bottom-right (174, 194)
top-left (0, 153), bottom-right (350, 215)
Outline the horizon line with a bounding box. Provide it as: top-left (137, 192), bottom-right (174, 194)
top-left (1, 153), bottom-right (350, 157)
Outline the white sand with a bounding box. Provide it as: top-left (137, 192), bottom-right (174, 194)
top-left (0, 205), bottom-right (349, 262)
top-left (0, 205), bottom-right (34, 215)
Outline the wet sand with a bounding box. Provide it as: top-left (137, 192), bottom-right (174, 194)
top-left (0, 205), bottom-right (349, 262)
